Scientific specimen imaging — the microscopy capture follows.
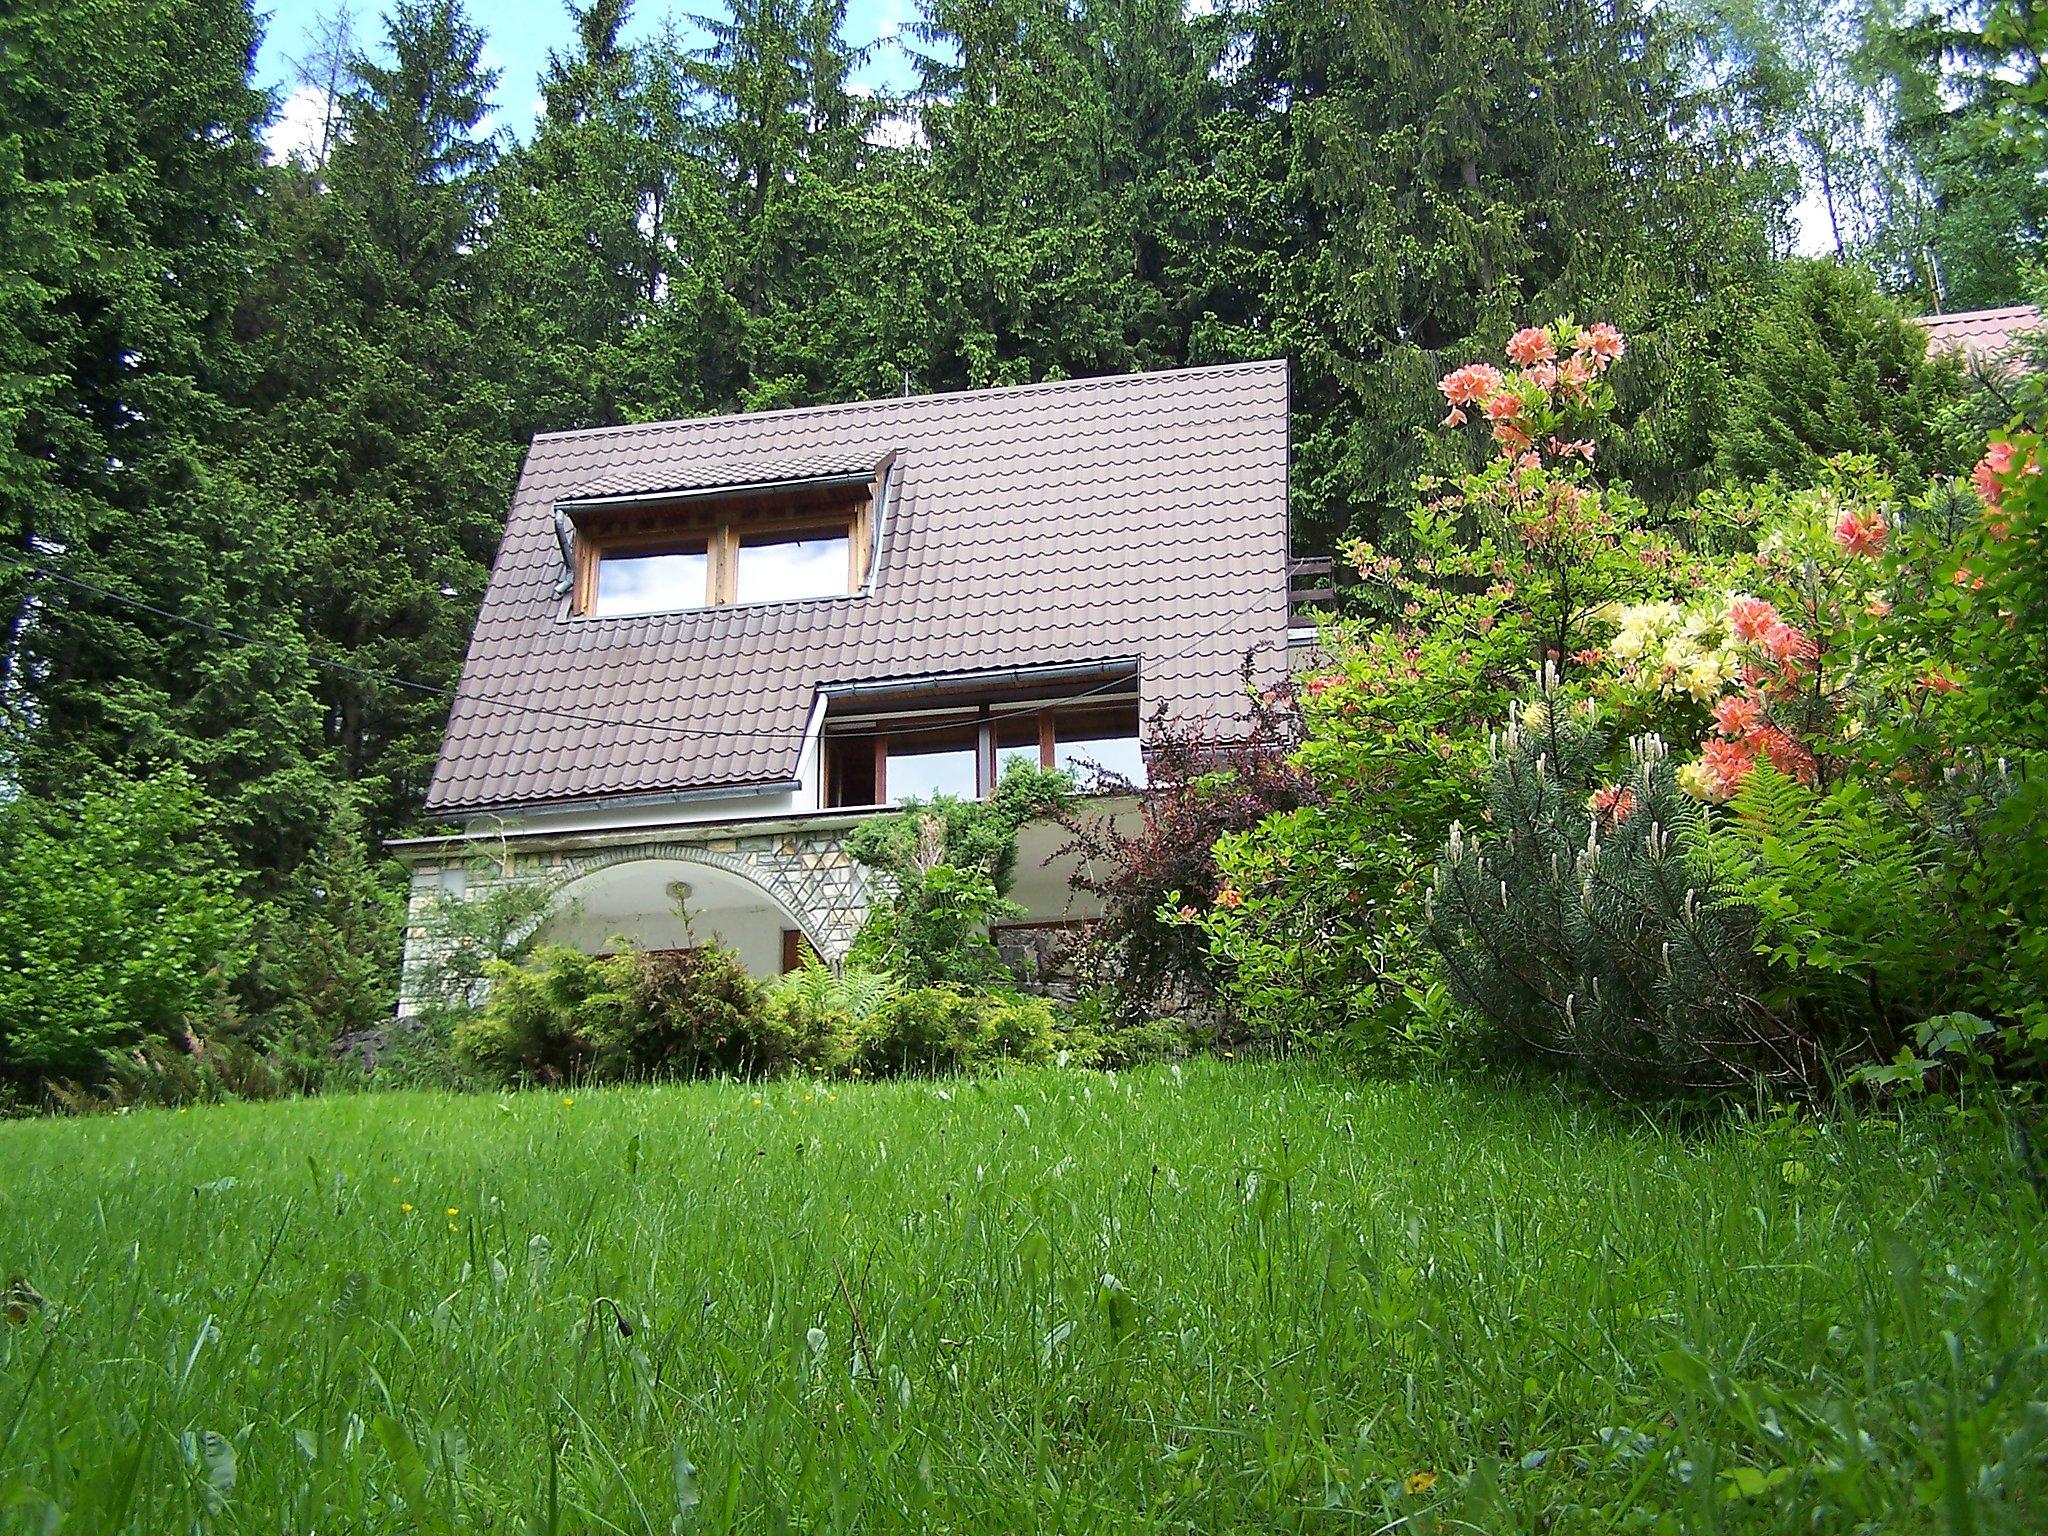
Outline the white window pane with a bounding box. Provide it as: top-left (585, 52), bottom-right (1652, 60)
top-left (887, 744), bottom-right (978, 801)
top-left (594, 549), bottom-right (707, 614)
top-left (735, 533), bottom-right (850, 604)
top-left (1055, 733), bottom-right (1145, 787)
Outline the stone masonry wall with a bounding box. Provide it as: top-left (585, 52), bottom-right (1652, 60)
top-left (399, 825), bottom-right (875, 1014)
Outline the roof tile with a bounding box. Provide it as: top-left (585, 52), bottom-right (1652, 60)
top-left (427, 360), bottom-right (1293, 813)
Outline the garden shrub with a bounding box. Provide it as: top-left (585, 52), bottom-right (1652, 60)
top-left (855, 986), bottom-right (1056, 1075)
top-left (1586, 452), bottom-right (2045, 1078)
top-left (848, 763), bottom-right (1071, 986)
top-left (455, 945), bottom-right (629, 1083)
top-left (1059, 667), bottom-right (1312, 1024)
top-left (763, 960), bottom-right (898, 1074)
top-left (1426, 685), bottom-right (1806, 1094)
top-left (591, 946), bottom-right (778, 1079)
top-left (0, 769), bottom-right (255, 1093)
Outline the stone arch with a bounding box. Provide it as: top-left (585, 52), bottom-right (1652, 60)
top-left (516, 836), bottom-right (863, 963)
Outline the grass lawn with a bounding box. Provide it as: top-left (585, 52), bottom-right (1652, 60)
top-left (1, 1061), bottom-right (2043, 1533)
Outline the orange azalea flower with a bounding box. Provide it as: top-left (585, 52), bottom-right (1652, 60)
top-left (1578, 321), bottom-right (1625, 362)
top-left (1832, 507), bottom-right (1888, 558)
top-left (1506, 326), bottom-right (1556, 365)
top-left (1439, 363), bottom-right (1504, 407)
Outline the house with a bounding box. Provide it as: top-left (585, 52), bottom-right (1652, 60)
top-left (392, 361), bottom-right (1297, 1007)
top-left (1912, 303), bottom-right (2040, 377)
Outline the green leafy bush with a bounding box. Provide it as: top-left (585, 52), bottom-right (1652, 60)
top-left (762, 960), bottom-right (899, 1075)
top-left (847, 763), bottom-right (1071, 986)
top-left (856, 987), bottom-right (1057, 1076)
top-left (590, 946), bottom-right (777, 1079)
top-left (0, 770), bottom-right (255, 1091)
top-left (454, 945), bottom-right (629, 1083)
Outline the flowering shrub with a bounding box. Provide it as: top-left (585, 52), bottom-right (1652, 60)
top-left (1059, 673), bottom-right (1312, 1027)
top-left (1203, 321), bottom-right (1728, 1065)
top-left (1590, 449), bottom-right (2046, 1068)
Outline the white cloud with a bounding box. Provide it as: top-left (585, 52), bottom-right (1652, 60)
top-left (265, 84), bottom-right (335, 166)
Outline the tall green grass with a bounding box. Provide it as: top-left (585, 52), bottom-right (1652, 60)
top-left (1, 1061), bottom-right (2042, 1531)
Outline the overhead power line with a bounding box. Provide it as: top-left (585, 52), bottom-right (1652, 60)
top-left (0, 549), bottom-right (1277, 748)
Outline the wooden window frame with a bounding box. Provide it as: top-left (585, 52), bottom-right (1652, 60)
top-left (571, 493), bottom-right (873, 617)
top-left (822, 697), bottom-right (1143, 809)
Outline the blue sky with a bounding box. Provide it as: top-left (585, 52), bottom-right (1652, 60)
top-left (255, 0), bottom-right (1835, 249)
top-left (254, 0), bottom-right (921, 154)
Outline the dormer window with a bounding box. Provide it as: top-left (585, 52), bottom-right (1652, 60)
top-left (558, 452), bottom-right (890, 617)
top-left (592, 542), bottom-right (711, 616)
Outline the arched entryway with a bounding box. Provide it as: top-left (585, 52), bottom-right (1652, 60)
top-left (533, 853), bottom-right (828, 977)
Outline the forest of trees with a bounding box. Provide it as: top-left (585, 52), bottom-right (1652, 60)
top-left (1, 0), bottom-right (2040, 1048)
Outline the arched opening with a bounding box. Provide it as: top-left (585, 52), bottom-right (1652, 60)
top-left (534, 855), bottom-right (822, 978)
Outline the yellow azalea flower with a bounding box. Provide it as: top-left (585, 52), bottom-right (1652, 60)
top-left (1404, 1470), bottom-right (1437, 1495)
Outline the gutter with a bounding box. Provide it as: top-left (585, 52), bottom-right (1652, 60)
top-left (819, 656), bottom-right (1141, 703)
top-left (556, 467), bottom-right (881, 516)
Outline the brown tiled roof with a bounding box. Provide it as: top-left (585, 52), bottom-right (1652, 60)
top-left (1912, 303), bottom-right (2041, 367)
top-left (426, 361), bottom-right (1293, 814)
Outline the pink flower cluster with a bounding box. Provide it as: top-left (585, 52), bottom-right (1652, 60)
top-left (1693, 594), bottom-right (1824, 798)
top-left (1437, 322), bottom-right (1626, 453)
top-left (1698, 689), bottom-right (1816, 800)
top-left (1727, 595), bottom-right (1816, 693)
top-left (1831, 506), bottom-right (1888, 559)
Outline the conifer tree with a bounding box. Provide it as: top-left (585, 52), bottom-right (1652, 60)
top-left (244, 0), bottom-right (519, 840)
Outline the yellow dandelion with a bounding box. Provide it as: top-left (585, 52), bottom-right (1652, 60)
top-left (391, 1175), bottom-right (400, 1184)
top-left (561, 1096), bottom-right (575, 1107)
top-left (752, 1095), bottom-right (763, 1105)
top-left (1403, 1471), bottom-right (1437, 1495)
top-left (850, 1066), bottom-right (862, 1077)
top-left (445, 1207), bottom-right (459, 1217)
top-left (400, 1202), bottom-right (413, 1213)
top-left (448, 1223), bottom-right (457, 1231)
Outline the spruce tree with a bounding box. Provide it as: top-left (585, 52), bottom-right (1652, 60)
top-left (243, 0), bottom-right (519, 841)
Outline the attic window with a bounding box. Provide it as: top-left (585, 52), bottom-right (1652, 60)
top-left (560, 458), bottom-right (886, 616)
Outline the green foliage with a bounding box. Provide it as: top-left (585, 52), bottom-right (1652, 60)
top-left (1694, 764), bottom-right (1957, 1025)
top-left (455, 944), bottom-right (631, 1083)
top-left (1426, 694), bottom-right (1807, 1094)
top-left (847, 763), bottom-right (1071, 986)
top-left (1712, 259), bottom-right (1978, 492)
top-left (762, 960), bottom-right (900, 1073)
top-left (406, 869), bottom-right (554, 1019)
top-left (0, 770), bottom-right (255, 1089)
top-left (590, 946), bottom-right (780, 1081)
top-left (856, 986), bottom-right (1058, 1076)
top-left (1048, 997), bottom-right (1194, 1069)
top-left (456, 942), bottom-right (798, 1085)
